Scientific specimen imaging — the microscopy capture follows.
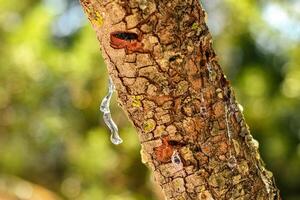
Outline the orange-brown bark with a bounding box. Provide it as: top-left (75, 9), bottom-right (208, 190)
top-left (79, 0), bottom-right (281, 199)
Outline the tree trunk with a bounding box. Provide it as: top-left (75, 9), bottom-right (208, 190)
top-left (79, 0), bottom-right (281, 199)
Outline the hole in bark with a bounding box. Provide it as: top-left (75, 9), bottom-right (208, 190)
top-left (193, 145), bottom-right (202, 152)
top-left (168, 140), bottom-right (186, 147)
top-left (169, 55), bottom-right (180, 62)
top-left (111, 31), bottom-right (138, 41)
top-left (200, 59), bottom-right (206, 66)
top-left (168, 140), bottom-right (181, 146)
top-left (205, 50), bottom-right (211, 60)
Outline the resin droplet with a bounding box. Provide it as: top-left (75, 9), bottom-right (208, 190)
top-left (171, 150), bottom-right (182, 165)
top-left (225, 104), bottom-right (237, 163)
top-left (110, 132), bottom-right (123, 145)
top-left (100, 77), bottom-right (123, 145)
top-left (103, 112), bottom-right (123, 145)
top-left (100, 77), bottom-right (115, 113)
top-left (238, 103), bottom-right (244, 112)
top-left (224, 104), bottom-right (232, 140)
top-left (227, 156), bottom-right (237, 168)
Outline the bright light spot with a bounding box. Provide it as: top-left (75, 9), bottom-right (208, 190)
top-left (253, 30), bottom-right (278, 53)
top-left (238, 103), bottom-right (244, 112)
top-left (263, 4), bottom-right (288, 29)
top-left (202, 0), bottom-right (226, 35)
top-left (282, 77), bottom-right (300, 98)
top-left (14, 182), bottom-right (33, 200)
top-left (43, 0), bottom-right (68, 14)
top-left (52, 5), bottom-right (86, 37)
top-left (61, 176), bottom-right (81, 198)
top-left (252, 2), bottom-right (300, 54)
top-left (262, 3), bottom-right (300, 41)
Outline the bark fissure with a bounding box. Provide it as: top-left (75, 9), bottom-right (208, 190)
top-left (79, 0), bottom-right (281, 199)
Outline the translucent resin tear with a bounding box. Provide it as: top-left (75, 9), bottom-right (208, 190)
top-left (171, 151), bottom-right (182, 165)
top-left (225, 104), bottom-right (238, 168)
top-left (100, 77), bottom-right (123, 145)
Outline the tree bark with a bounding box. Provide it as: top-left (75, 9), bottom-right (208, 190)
top-left (79, 0), bottom-right (281, 199)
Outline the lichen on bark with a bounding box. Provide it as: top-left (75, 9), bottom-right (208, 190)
top-left (79, 0), bottom-right (281, 199)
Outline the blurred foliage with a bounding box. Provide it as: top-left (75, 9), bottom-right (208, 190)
top-left (0, 0), bottom-right (299, 199)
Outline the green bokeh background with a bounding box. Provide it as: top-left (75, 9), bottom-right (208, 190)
top-left (0, 0), bottom-right (299, 199)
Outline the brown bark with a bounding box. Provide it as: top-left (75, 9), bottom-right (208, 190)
top-left (79, 0), bottom-right (281, 199)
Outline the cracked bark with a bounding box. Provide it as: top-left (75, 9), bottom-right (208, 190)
top-left (79, 0), bottom-right (281, 199)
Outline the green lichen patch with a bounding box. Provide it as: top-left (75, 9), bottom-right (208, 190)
top-left (232, 139), bottom-right (241, 155)
top-left (209, 173), bottom-right (226, 188)
top-left (132, 95), bottom-right (142, 107)
top-left (237, 160), bottom-right (249, 176)
top-left (143, 119), bottom-right (156, 133)
top-left (175, 81), bottom-right (189, 96)
top-left (192, 22), bottom-right (200, 30)
top-left (92, 11), bottom-right (103, 27)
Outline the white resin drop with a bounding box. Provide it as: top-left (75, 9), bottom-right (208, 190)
top-left (100, 77), bottom-right (123, 145)
top-left (100, 77), bottom-right (115, 113)
top-left (227, 156), bottom-right (237, 168)
top-left (225, 104), bottom-right (238, 166)
top-left (238, 103), bottom-right (244, 112)
top-left (171, 150), bottom-right (182, 166)
top-left (224, 105), bottom-right (232, 140)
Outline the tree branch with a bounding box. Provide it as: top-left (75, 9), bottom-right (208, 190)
top-left (79, 0), bottom-right (281, 199)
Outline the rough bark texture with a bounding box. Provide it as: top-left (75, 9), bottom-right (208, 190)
top-left (79, 0), bottom-right (281, 199)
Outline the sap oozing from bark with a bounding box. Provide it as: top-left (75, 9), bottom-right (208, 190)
top-left (100, 77), bottom-right (123, 145)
